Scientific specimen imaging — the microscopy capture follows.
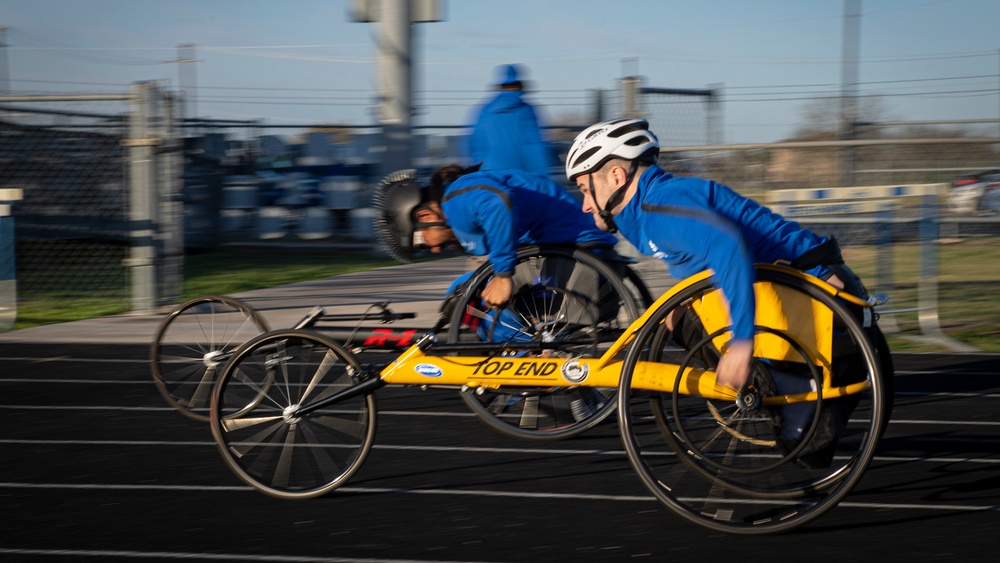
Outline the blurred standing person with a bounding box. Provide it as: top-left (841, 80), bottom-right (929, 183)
top-left (467, 64), bottom-right (556, 176)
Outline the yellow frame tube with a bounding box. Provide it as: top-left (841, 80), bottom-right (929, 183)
top-left (378, 264), bottom-right (874, 403)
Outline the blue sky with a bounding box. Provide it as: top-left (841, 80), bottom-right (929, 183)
top-left (3, 0), bottom-right (999, 143)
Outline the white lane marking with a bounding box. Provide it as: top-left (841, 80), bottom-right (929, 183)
top-left (2, 403), bottom-right (999, 427)
top-left (2, 438), bottom-right (999, 466)
top-left (0, 547), bottom-right (491, 563)
top-left (0, 482), bottom-right (996, 513)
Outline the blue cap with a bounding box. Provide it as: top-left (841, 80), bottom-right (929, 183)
top-left (496, 64), bottom-right (523, 86)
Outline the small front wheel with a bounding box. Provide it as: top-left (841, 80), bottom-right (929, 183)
top-left (151, 295), bottom-right (269, 421)
top-left (210, 330), bottom-right (376, 499)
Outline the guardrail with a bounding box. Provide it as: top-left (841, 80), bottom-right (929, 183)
top-left (765, 183), bottom-right (977, 352)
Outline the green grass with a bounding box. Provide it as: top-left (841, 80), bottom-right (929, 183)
top-left (9, 248), bottom-right (403, 331)
top-left (179, 248), bottom-right (401, 298)
top-left (840, 236), bottom-right (1000, 352)
top-left (10, 291), bottom-right (131, 329)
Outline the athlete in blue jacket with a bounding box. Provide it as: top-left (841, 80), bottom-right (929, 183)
top-left (373, 164), bottom-right (617, 309)
top-left (565, 118), bottom-right (855, 390)
top-left (416, 164), bottom-right (618, 307)
top-left (467, 64), bottom-right (555, 176)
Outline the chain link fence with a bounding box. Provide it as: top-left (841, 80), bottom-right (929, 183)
top-left (0, 83), bottom-right (182, 326)
top-left (1, 98), bottom-right (131, 321)
top-left (1, 79), bottom-right (998, 345)
top-left (676, 137), bottom-right (1000, 196)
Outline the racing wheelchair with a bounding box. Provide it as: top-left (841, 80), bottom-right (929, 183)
top-left (151, 244), bottom-right (653, 440)
top-left (196, 262), bottom-right (890, 534)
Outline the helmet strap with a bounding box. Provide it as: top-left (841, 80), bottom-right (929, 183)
top-left (590, 160), bottom-right (641, 235)
top-left (413, 220), bottom-right (448, 229)
top-left (413, 204), bottom-right (448, 230)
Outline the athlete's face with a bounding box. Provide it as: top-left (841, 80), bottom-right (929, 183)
top-left (576, 165), bottom-right (623, 232)
top-left (414, 204), bottom-right (457, 253)
top-left (416, 224), bottom-right (457, 253)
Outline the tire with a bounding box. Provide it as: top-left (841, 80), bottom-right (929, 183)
top-left (872, 324), bottom-right (895, 440)
top-left (617, 267), bottom-right (887, 534)
top-left (209, 329), bottom-right (376, 499)
top-left (151, 295), bottom-right (269, 422)
top-left (448, 246), bottom-right (644, 441)
top-left (621, 260), bottom-right (655, 310)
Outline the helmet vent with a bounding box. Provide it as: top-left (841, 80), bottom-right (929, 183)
top-left (572, 147), bottom-right (601, 170)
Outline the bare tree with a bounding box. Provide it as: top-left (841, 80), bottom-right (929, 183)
top-left (790, 95), bottom-right (894, 140)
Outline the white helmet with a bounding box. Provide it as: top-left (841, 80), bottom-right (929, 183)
top-left (565, 118), bottom-right (659, 181)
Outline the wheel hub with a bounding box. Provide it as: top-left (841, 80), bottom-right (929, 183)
top-left (203, 350), bottom-right (223, 368)
top-left (282, 404), bottom-right (301, 424)
top-left (735, 386), bottom-right (762, 412)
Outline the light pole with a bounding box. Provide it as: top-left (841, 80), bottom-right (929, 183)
top-left (349, 0), bottom-right (443, 178)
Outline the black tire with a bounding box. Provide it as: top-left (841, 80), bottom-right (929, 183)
top-left (151, 295), bottom-right (269, 422)
top-left (618, 267), bottom-right (887, 534)
top-left (448, 246), bottom-right (644, 441)
top-left (621, 260), bottom-right (655, 309)
top-left (209, 329), bottom-right (376, 499)
top-left (872, 323), bottom-right (895, 439)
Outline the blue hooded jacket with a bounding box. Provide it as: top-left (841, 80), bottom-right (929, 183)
top-left (468, 89), bottom-right (554, 176)
top-left (613, 166), bottom-right (829, 342)
top-left (441, 168), bottom-right (617, 276)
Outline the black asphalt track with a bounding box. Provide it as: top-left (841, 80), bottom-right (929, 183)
top-left (1, 257), bottom-right (997, 561)
top-left (3, 349), bottom-right (998, 561)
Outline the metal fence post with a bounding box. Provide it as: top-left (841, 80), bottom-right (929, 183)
top-left (620, 76), bottom-right (641, 118)
top-left (907, 185), bottom-right (974, 350)
top-left (126, 82), bottom-right (159, 313)
top-left (707, 84), bottom-right (724, 146)
top-left (159, 89), bottom-right (184, 305)
top-left (0, 188), bottom-right (22, 332)
top-left (876, 206), bottom-right (893, 293)
top-left (914, 192), bottom-right (977, 350)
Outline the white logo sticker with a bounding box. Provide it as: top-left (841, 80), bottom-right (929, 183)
top-left (561, 359), bottom-right (589, 383)
top-left (414, 363), bottom-right (444, 377)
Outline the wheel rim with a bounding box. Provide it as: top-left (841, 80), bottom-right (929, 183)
top-left (617, 270), bottom-right (885, 533)
top-left (210, 330), bottom-right (375, 498)
top-left (449, 247), bottom-right (642, 440)
top-left (151, 296), bottom-right (268, 421)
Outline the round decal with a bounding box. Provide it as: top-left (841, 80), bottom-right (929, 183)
top-left (414, 363), bottom-right (444, 377)
top-left (561, 359), bottom-right (589, 383)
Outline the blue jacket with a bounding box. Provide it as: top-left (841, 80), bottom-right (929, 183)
top-left (468, 90), bottom-right (554, 175)
top-left (441, 169), bottom-right (618, 276)
top-left (614, 166), bottom-right (829, 342)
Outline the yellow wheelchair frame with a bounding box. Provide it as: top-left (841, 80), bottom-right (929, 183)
top-left (386, 267), bottom-right (852, 398)
top-left (208, 264), bottom-right (890, 535)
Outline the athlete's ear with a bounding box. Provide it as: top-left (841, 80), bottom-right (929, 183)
top-left (610, 163), bottom-right (628, 188)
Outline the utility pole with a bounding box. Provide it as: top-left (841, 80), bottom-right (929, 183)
top-left (349, 0), bottom-right (443, 178)
top-left (176, 44), bottom-right (198, 125)
top-left (840, 0), bottom-right (861, 186)
top-left (0, 26), bottom-right (10, 96)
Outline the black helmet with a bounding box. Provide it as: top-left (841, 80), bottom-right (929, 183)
top-left (372, 169), bottom-right (424, 262)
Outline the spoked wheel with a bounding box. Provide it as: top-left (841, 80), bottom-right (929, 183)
top-left (448, 246), bottom-right (643, 441)
top-left (209, 330), bottom-right (376, 499)
top-left (458, 284), bottom-right (616, 439)
top-left (151, 295), bottom-right (269, 421)
top-left (618, 268), bottom-right (887, 534)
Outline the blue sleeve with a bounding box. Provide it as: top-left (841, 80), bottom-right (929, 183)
top-left (445, 187), bottom-right (518, 276)
top-left (475, 194), bottom-right (518, 276)
top-left (651, 209), bottom-right (757, 342)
